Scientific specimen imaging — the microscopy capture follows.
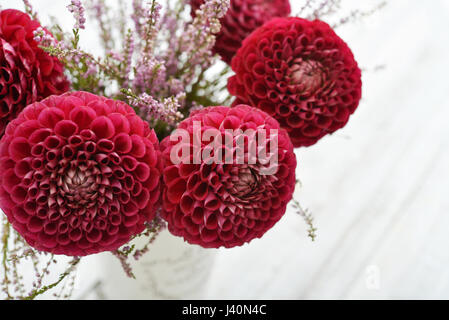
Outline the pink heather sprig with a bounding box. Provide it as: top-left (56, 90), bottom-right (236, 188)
top-left (83, 59), bottom-right (98, 78)
top-left (143, 0), bottom-right (162, 53)
top-left (190, 101), bottom-right (205, 112)
top-left (131, 0), bottom-right (145, 38)
top-left (87, 0), bottom-right (115, 51)
top-left (22, 0), bottom-right (39, 20)
top-left (124, 89), bottom-right (184, 126)
top-left (297, 0), bottom-right (386, 28)
top-left (178, 0), bottom-right (230, 85)
top-left (107, 50), bottom-right (124, 62)
top-left (332, 1), bottom-right (387, 28)
top-left (33, 27), bottom-right (59, 47)
top-left (122, 30), bottom-right (135, 88)
top-left (160, 8), bottom-right (181, 76)
top-left (1, 220), bottom-right (80, 300)
top-left (167, 78), bottom-right (184, 96)
top-left (133, 57), bottom-right (166, 96)
top-left (113, 218), bottom-right (166, 278)
top-left (132, 0), bottom-right (162, 53)
top-left (133, 217), bottom-right (166, 260)
top-left (296, 0), bottom-right (342, 20)
top-left (68, 0), bottom-right (86, 30)
top-left (310, 0), bottom-right (342, 19)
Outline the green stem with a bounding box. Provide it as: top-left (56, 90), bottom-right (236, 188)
top-left (22, 258), bottom-right (81, 300)
top-left (2, 221), bottom-right (12, 299)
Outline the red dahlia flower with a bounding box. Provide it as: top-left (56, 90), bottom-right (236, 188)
top-left (190, 0), bottom-right (291, 64)
top-left (0, 91), bottom-right (162, 256)
top-left (161, 105), bottom-right (297, 248)
top-left (228, 17), bottom-right (362, 148)
top-left (0, 9), bottom-right (69, 137)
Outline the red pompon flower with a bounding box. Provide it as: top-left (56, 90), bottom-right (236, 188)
top-left (228, 17), bottom-right (362, 148)
top-left (190, 0), bottom-right (291, 64)
top-left (0, 91), bottom-right (162, 256)
top-left (0, 9), bottom-right (70, 136)
top-left (161, 105), bottom-right (297, 248)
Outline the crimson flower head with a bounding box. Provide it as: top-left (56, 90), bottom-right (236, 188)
top-left (0, 91), bottom-right (162, 256)
top-left (161, 105), bottom-right (297, 248)
top-left (0, 9), bottom-right (69, 137)
top-left (228, 17), bottom-right (362, 148)
top-left (190, 0), bottom-right (291, 64)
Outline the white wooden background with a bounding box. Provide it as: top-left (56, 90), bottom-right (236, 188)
top-left (2, 0), bottom-right (449, 299)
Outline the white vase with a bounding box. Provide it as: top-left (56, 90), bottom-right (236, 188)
top-left (73, 230), bottom-right (216, 300)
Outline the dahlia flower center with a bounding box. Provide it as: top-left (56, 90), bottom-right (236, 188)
top-left (289, 58), bottom-right (326, 93)
top-left (60, 168), bottom-right (98, 208)
top-left (231, 166), bottom-right (260, 198)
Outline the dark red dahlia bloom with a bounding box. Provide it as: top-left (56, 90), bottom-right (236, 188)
top-left (228, 17), bottom-right (362, 148)
top-left (161, 105), bottom-right (297, 248)
top-left (0, 9), bottom-right (69, 136)
top-left (190, 0), bottom-right (291, 64)
top-left (0, 91), bottom-right (162, 256)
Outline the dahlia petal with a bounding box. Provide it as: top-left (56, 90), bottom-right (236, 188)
top-left (43, 222), bottom-right (58, 235)
top-left (69, 106), bottom-right (97, 130)
top-left (114, 133), bottom-right (133, 154)
top-left (68, 228), bottom-right (82, 242)
top-left (127, 115), bottom-right (145, 136)
top-left (97, 139), bottom-right (115, 153)
top-left (200, 228), bottom-right (218, 243)
top-left (109, 213), bottom-right (122, 226)
top-left (0, 156), bottom-right (15, 171)
top-left (38, 232), bottom-right (58, 249)
top-left (122, 155), bottom-right (138, 171)
top-left (144, 167), bottom-right (160, 192)
top-left (109, 113), bottom-right (131, 134)
top-left (204, 213), bottom-right (218, 230)
top-left (192, 182), bottom-right (208, 201)
top-left (135, 189), bottom-right (150, 209)
top-left (144, 143), bottom-right (158, 169)
top-left (11, 185), bottom-right (27, 203)
top-left (27, 216), bottom-right (43, 233)
top-left (123, 214), bottom-right (139, 227)
top-left (86, 229), bottom-right (102, 243)
top-left (57, 234), bottom-right (71, 246)
top-left (91, 116), bottom-right (115, 139)
top-left (134, 162), bottom-right (150, 182)
top-left (167, 178), bottom-right (187, 204)
top-left (3, 169), bottom-right (21, 192)
top-left (37, 107), bottom-right (65, 128)
top-left (13, 206), bottom-right (30, 224)
top-left (180, 194), bottom-right (195, 214)
top-left (9, 137), bottom-right (31, 160)
top-left (130, 135), bottom-right (146, 158)
top-left (14, 158), bottom-right (32, 178)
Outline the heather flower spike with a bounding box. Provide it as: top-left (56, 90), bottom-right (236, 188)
top-left (190, 0), bottom-right (291, 64)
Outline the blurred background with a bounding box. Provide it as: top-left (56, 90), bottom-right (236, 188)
top-left (3, 0), bottom-right (449, 299)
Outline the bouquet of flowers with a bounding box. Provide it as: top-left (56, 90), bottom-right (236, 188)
top-left (0, 0), bottom-right (384, 299)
